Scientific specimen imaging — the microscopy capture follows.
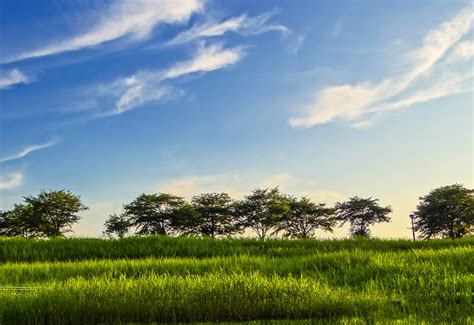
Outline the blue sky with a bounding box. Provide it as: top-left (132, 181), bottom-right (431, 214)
top-left (0, 0), bottom-right (472, 238)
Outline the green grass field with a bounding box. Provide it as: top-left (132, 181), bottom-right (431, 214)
top-left (0, 236), bottom-right (472, 324)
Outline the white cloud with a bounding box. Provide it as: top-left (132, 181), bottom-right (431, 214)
top-left (0, 138), bottom-right (60, 162)
top-left (0, 172), bottom-right (23, 190)
top-left (110, 80), bottom-right (175, 116)
top-left (157, 175), bottom-right (247, 199)
top-left (100, 43), bottom-right (244, 115)
top-left (166, 11), bottom-right (290, 46)
top-left (166, 15), bottom-right (247, 46)
top-left (290, 6), bottom-right (474, 128)
top-left (403, 6), bottom-right (473, 85)
top-left (373, 72), bottom-right (473, 114)
top-left (447, 40), bottom-right (474, 62)
top-left (160, 43), bottom-right (244, 80)
top-left (0, 69), bottom-right (28, 89)
top-left (238, 11), bottom-right (291, 36)
top-left (286, 34), bottom-right (305, 54)
top-left (155, 172), bottom-right (343, 204)
top-left (290, 82), bottom-right (389, 127)
top-left (3, 0), bottom-right (204, 63)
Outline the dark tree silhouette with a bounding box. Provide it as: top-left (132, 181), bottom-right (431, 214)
top-left (413, 184), bottom-right (473, 239)
top-left (0, 210), bottom-right (24, 237)
top-left (336, 196), bottom-right (392, 238)
top-left (234, 187), bottom-right (289, 239)
top-left (176, 193), bottom-right (240, 237)
top-left (103, 212), bottom-right (131, 238)
top-left (0, 190), bottom-right (87, 237)
top-left (124, 193), bottom-right (185, 235)
top-left (279, 196), bottom-right (336, 238)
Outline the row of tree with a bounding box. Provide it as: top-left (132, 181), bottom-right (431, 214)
top-left (103, 189), bottom-right (392, 239)
top-left (0, 184), bottom-right (472, 240)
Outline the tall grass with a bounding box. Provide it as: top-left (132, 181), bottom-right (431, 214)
top-left (1, 248), bottom-right (472, 286)
top-left (0, 273), bottom-right (405, 323)
top-left (1, 271), bottom-right (471, 323)
top-left (1, 236), bottom-right (472, 262)
top-left (0, 236), bottom-right (472, 323)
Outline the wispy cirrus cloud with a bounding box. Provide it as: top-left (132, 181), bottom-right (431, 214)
top-left (2, 0), bottom-right (204, 63)
top-left (0, 69), bottom-right (28, 89)
top-left (109, 80), bottom-right (177, 116)
top-left (161, 43), bottom-right (244, 79)
top-left (290, 6), bottom-right (474, 128)
top-left (0, 138), bottom-right (60, 162)
top-left (98, 43), bottom-right (245, 116)
top-left (447, 40), bottom-right (474, 62)
top-left (165, 11), bottom-right (304, 54)
top-left (166, 11), bottom-right (290, 46)
top-left (0, 172), bottom-right (23, 190)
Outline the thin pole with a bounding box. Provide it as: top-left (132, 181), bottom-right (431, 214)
top-left (409, 214), bottom-right (416, 241)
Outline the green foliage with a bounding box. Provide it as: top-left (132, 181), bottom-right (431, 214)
top-left (336, 196), bottom-right (392, 238)
top-left (234, 187), bottom-right (289, 239)
top-left (413, 184), bottom-right (474, 239)
top-left (1, 235), bottom-right (471, 262)
top-left (103, 212), bottom-right (131, 238)
top-left (0, 207), bottom-right (36, 237)
top-left (124, 193), bottom-right (186, 235)
top-left (279, 196), bottom-right (336, 238)
top-left (176, 193), bottom-right (241, 237)
top-left (0, 190), bottom-right (87, 238)
top-left (0, 237), bottom-right (472, 323)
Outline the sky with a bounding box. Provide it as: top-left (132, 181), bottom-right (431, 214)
top-left (0, 0), bottom-right (472, 238)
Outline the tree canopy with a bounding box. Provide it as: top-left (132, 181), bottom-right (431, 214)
top-left (123, 193), bottom-right (186, 236)
top-left (103, 212), bottom-right (131, 238)
top-left (0, 190), bottom-right (87, 238)
top-left (179, 193), bottom-right (241, 237)
top-left (335, 196), bottom-right (392, 238)
top-left (413, 184), bottom-right (473, 239)
top-left (279, 196), bottom-right (336, 238)
top-left (4, 184), bottom-right (471, 240)
top-left (234, 187), bottom-right (289, 239)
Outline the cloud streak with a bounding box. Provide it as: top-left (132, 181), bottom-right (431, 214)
top-left (166, 11), bottom-right (290, 46)
top-left (0, 172), bottom-right (23, 190)
top-left (0, 138), bottom-right (59, 162)
top-left (99, 43), bottom-right (245, 116)
top-left (161, 43), bottom-right (244, 80)
top-left (2, 0), bottom-right (204, 63)
top-left (447, 40), bottom-right (474, 62)
top-left (290, 6), bottom-right (474, 128)
top-left (0, 69), bottom-right (28, 89)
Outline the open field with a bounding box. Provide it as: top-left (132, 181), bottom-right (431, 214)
top-left (0, 237), bottom-right (473, 323)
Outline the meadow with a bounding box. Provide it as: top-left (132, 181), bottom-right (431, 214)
top-left (0, 236), bottom-right (472, 324)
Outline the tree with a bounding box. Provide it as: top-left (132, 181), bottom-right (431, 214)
top-left (234, 187), bottom-right (289, 239)
top-left (413, 184), bottom-right (474, 239)
top-left (279, 196), bottom-right (336, 238)
top-left (0, 204), bottom-right (40, 237)
top-left (178, 193), bottom-right (241, 237)
top-left (25, 190), bottom-right (88, 237)
top-left (335, 196), bottom-right (392, 238)
top-left (0, 190), bottom-right (87, 238)
top-left (103, 212), bottom-right (131, 238)
top-left (124, 193), bottom-right (185, 235)
top-left (0, 210), bottom-right (21, 237)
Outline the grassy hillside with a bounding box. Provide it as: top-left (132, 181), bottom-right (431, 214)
top-left (0, 236), bottom-right (472, 323)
